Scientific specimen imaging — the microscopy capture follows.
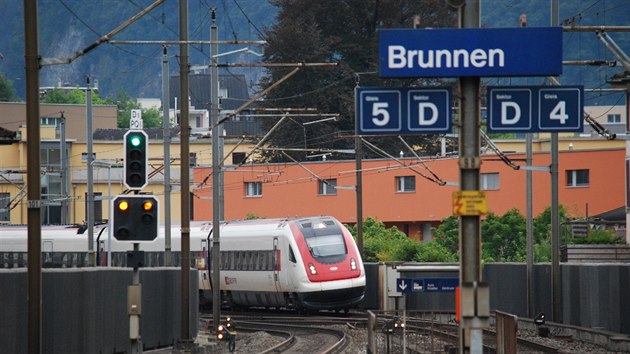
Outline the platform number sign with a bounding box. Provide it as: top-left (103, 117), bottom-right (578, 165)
top-left (538, 88), bottom-right (582, 131)
top-left (361, 90), bottom-right (402, 132)
top-left (357, 87), bottom-right (451, 135)
top-left (487, 86), bottom-right (583, 133)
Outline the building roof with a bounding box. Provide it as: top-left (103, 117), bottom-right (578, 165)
top-left (0, 127), bottom-right (17, 144)
top-left (592, 206), bottom-right (626, 223)
top-left (169, 73), bottom-right (250, 111)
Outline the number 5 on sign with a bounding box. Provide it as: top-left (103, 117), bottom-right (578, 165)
top-left (130, 109), bottom-right (143, 130)
top-left (372, 102), bottom-right (390, 126)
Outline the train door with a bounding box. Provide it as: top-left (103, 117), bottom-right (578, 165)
top-left (287, 243), bottom-right (298, 291)
top-left (42, 240), bottom-right (53, 266)
top-left (198, 239), bottom-right (210, 292)
top-left (273, 237), bottom-right (281, 292)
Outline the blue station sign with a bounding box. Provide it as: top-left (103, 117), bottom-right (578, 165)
top-left (356, 87), bottom-right (451, 135)
top-left (487, 86), bottom-right (583, 133)
top-left (397, 278), bottom-right (459, 293)
top-left (379, 27), bottom-right (562, 77)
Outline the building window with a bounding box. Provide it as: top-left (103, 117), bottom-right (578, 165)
top-left (396, 176), bottom-right (415, 192)
top-left (566, 169), bottom-right (589, 187)
top-left (0, 192), bottom-right (9, 222)
top-left (481, 173), bottom-right (500, 190)
top-left (232, 152), bottom-right (246, 165)
top-left (245, 181), bottom-right (262, 197)
top-left (318, 179), bottom-right (337, 195)
top-left (607, 114), bottom-right (621, 123)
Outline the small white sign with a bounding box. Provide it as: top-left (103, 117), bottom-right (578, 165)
top-left (130, 109), bottom-right (143, 129)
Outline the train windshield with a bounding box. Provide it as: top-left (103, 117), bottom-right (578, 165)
top-left (305, 234), bottom-right (346, 257)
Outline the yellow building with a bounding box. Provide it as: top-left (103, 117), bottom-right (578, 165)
top-left (0, 99), bottom-right (260, 225)
top-left (0, 125), bottom-right (254, 225)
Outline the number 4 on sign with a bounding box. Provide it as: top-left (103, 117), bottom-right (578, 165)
top-left (549, 101), bottom-right (568, 124)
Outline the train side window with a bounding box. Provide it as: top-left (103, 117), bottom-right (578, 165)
top-left (222, 251), bottom-right (229, 270)
top-left (253, 252), bottom-right (260, 270)
top-left (263, 251), bottom-right (271, 270)
top-left (289, 246), bottom-right (297, 263)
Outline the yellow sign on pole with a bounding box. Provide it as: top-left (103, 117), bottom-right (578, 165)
top-left (452, 191), bottom-right (488, 216)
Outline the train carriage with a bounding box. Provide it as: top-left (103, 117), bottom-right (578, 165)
top-left (0, 216), bottom-right (366, 312)
top-left (209, 216), bottom-right (365, 311)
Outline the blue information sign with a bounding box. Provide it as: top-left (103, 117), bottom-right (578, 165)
top-left (379, 27), bottom-right (562, 77)
top-left (397, 278), bottom-right (459, 293)
top-left (357, 87), bottom-right (451, 135)
top-left (487, 86), bottom-right (583, 133)
top-left (423, 278), bottom-right (459, 292)
top-left (397, 278), bottom-right (412, 293)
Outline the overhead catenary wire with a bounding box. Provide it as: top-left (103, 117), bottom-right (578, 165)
top-left (361, 138), bottom-right (445, 186)
top-left (397, 136), bottom-right (446, 185)
top-left (479, 130), bottom-right (521, 170)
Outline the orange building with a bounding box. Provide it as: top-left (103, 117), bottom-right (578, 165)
top-left (193, 148), bottom-right (625, 240)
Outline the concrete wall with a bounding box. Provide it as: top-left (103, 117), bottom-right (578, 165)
top-left (0, 268), bottom-right (198, 354)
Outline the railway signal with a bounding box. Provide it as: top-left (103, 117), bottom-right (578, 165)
top-left (112, 195), bottom-right (158, 241)
top-left (124, 130), bottom-right (148, 190)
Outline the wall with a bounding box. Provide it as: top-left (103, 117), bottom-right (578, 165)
top-left (0, 268), bottom-right (198, 354)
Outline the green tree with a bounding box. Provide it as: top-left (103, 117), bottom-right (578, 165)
top-left (433, 215), bottom-right (459, 256)
top-left (350, 217), bottom-right (457, 262)
top-left (481, 209), bottom-right (526, 262)
top-left (258, 0), bottom-right (457, 162)
top-left (0, 73), bottom-right (18, 102)
top-left (413, 242), bottom-right (458, 262)
top-left (41, 88), bottom-right (107, 105)
top-left (532, 206), bottom-right (571, 261)
top-left (107, 90), bottom-right (162, 128)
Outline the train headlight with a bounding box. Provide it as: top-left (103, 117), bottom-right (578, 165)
top-left (350, 258), bottom-right (357, 270)
top-left (308, 263), bottom-right (318, 275)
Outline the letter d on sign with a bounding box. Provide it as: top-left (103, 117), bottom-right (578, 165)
top-left (501, 101), bottom-right (521, 125)
top-left (418, 102), bottom-right (438, 125)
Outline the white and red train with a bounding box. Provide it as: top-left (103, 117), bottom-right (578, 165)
top-left (0, 216), bottom-right (366, 312)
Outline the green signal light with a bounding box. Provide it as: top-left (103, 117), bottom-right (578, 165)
top-left (129, 135), bottom-right (142, 147)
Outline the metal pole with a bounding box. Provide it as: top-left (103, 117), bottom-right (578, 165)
top-left (460, 1), bottom-right (483, 353)
top-left (107, 165), bottom-right (112, 266)
top-left (60, 116), bottom-right (68, 224)
top-left (130, 243), bottom-right (141, 354)
top-left (24, 0), bottom-right (42, 352)
top-left (354, 86), bottom-right (364, 255)
top-left (210, 7), bottom-right (222, 332)
top-left (550, 0), bottom-right (562, 323)
top-left (162, 45), bottom-right (172, 266)
top-left (526, 133), bottom-right (534, 318)
top-left (86, 77), bottom-right (95, 266)
top-left (179, 0), bottom-right (192, 345)
top-left (625, 89), bottom-right (630, 245)
top-left (521, 14), bottom-right (535, 320)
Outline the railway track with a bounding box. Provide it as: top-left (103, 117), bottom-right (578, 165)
top-left (200, 313), bottom-right (353, 353)
top-left (199, 311), bottom-right (614, 353)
